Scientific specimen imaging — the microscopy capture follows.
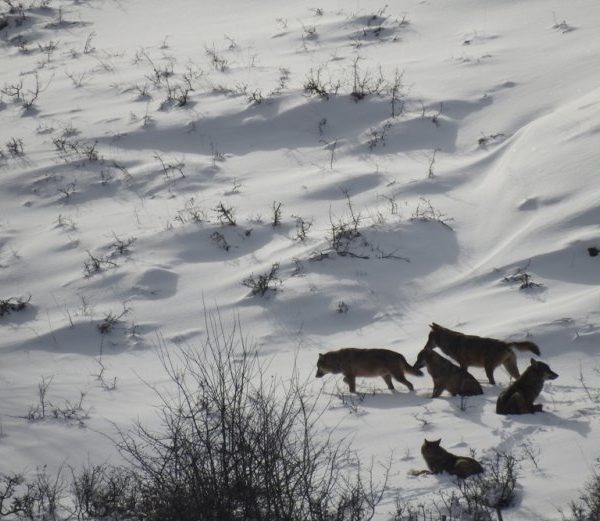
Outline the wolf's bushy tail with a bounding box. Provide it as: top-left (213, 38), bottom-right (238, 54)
top-left (404, 361), bottom-right (424, 377)
top-left (510, 341), bottom-right (540, 355)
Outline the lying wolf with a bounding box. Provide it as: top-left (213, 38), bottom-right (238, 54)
top-left (414, 348), bottom-right (483, 397)
top-left (423, 323), bottom-right (541, 384)
top-left (420, 439), bottom-right (484, 479)
top-left (496, 358), bottom-right (558, 415)
top-left (315, 348), bottom-right (423, 393)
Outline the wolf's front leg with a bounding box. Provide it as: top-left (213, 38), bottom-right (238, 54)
top-left (343, 375), bottom-right (356, 393)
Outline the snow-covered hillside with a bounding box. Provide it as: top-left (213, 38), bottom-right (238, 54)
top-left (1, 0), bottom-right (600, 518)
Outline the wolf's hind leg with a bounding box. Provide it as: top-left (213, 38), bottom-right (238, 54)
top-left (506, 391), bottom-right (529, 414)
top-left (392, 371), bottom-right (414, 391)
top-left (503, 352), bottom-right (520, 380)
top-left (382, 374), bottom-right (395, 390)
top-left (484, 364), bottom-right (496, 385)
top-left (431, 383), bottom-right (444, 398)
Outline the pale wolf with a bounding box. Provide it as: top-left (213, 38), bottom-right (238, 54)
top-left (423, 323), bottom-right (541, 384)
top-left (496, 358), bottom-right (558, 415)
top-left (315, 348), bottom-right (423, 393)
top-left (421, 439), bottom-right (484, 479)
top-left (414, 348), bottom-right (483, 397)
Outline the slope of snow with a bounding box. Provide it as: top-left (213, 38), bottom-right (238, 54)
top-left (1, 0), bottom-right (600, 518)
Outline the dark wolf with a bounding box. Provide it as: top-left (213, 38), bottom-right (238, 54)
top-left (315, 348), bottom-right (423, 393)
top-left (423, 323), bottom-right (541, 384)
top-left (496, 358), bottom-right (558, 415)
top-left (414, 348), bottom-right (483, 397)
top-left (421, 439), bottom-right (484, 479)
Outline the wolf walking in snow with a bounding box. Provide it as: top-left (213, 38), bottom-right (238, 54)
top-left (414, 347), bottom-right (483, 397)
top-left (315, 348), bottom-right (423, 393)
top-left (422, 323), bottom-right (540, 384)
top-left (496, 358), bottom-right (558, 415)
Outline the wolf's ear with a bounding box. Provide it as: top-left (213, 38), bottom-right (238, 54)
top-left (530, 358), bottom-right (536, 365)
top-left (434, 438), bottom-right (441, 445)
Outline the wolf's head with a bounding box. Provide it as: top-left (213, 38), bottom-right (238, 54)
top-left (421, 438), bottom-right (443, 456)
top-left (423, 325), bottom-right (437, 351)
top-left (315, 353), bottom-right (326, 377)
top-left (529, 358), bottom-right (559, 380)
top-left (424, 323), bottom-right (448, 351)
top-left (315, 352), bottom-right (341, 378)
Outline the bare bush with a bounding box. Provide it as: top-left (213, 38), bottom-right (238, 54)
top-left (51, 391), bottom-right (90, 425)
top-left (272, 201), bottom-right (283, 226)
top-left (1, 80), bottom-right (24, 100)
top-left (243, 262), bottom-right (281, 296)
top-left (327, 192), bottom-right (369, 258)
top-left (215, 201), bottom-right (237, 226)
top-left (97, 306), bottom-right (129, 334)
top-left (205, 44), bottom-right (228, 71)
top-left (154, 153), bottom-right (185, 179)
top-left (457, 450), bottom-right (521, 521)
top-left (27, 375), bottom-right (53, 421)
top-left (564, 459), bottom-right (600, 521)
top-left (478, 132), bottom-right (505, 148)
top-left (26, 376), bottom-right (90, 426)
top-left (83, 251), bottom-right (118, 277)
top-left (0, 467), bottom-right (66, 519)
top-left (65, 70), bottom-right (89, 88)
top-left (113, 312), bottom-right (389, 521)
top-left (350, 57), bottom-right (386, 101)
top-left (5, 137), bottom-right (24, 157)
top-left (70, 463), bottom-right (138, 520)
top-left (58, 181), bottom-right (76, 201)
top-left (53, 137), bottom-right (102, 163)
top-left (410, 198), bottom-right (454, 230)
top-left (0, 295), bottom-right (30, 316)
top-left (143, 52), bottom-right (174, 87)
top-left (92, 359), bottom-right (118, 392)
top-left (110, 234), bottom-right (137, 256)
top-left (293, 215), bottom-right (312, 241)
top-left (366, 122), bottom-right (392, 150)
top-left (22, 72), bottom-right (46, 110)
top-left (502, 262), bottom-right (543, 290)
top-left (389, 68), bottom-right (406, 117)
top-left (304, 67), bottom-right (339, 99)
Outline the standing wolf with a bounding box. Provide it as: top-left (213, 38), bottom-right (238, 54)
top-left (414, 348), bottom-right (483, 397)
top-left (315, 348), bottom-right (423, 393)
top-left (496, 358), bottom-right (558, 415)
top-left (420, 439), bottom-right (484, 479)
top-left (423, 323), bottom-right (541, 384)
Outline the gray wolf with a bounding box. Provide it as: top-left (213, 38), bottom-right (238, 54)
top-left (423, 323), bottom-right (540, 384)
top-left (421, 439), bottom-right (484, 479)
top-left (315, 348), bottom-right (423, 393)
top-left (414, 348), bottom-right (483, 397)
top-left (496, 358), bottom-right (558, 415)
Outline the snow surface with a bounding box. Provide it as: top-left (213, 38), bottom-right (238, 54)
top-left (1, 0), bottom-right (600, 518)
